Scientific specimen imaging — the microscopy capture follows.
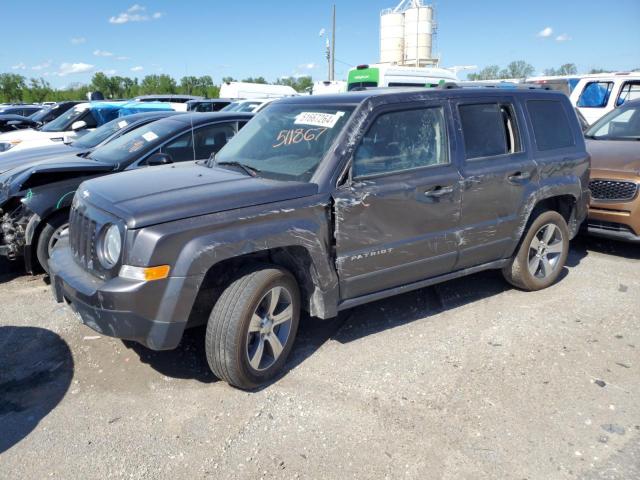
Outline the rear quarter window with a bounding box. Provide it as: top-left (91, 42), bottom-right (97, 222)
top-left (526, 100), bottom-right (575, 151)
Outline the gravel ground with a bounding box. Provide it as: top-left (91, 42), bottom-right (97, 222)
top-left (1, 235), bottom-right (638, 480)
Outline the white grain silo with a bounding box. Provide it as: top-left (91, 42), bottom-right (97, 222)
top-left (379, 0), bottom-right (438, 67)
top-left (380, 10), bottom-right (405, 65)
top-left (403, 3), bottom-right (435, 66)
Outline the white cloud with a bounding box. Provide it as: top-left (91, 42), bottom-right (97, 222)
top-left (56, 62), bottom-right (95, 77)
top-left (131, 66), bottom-right (144, 72)
top-left (100, 69), bottom-right (118, 75)
top-left (116, 56), bottom-right (131, 61)
top-left (537, 27), bottom-right (553, 38)
top-left (93, 49), bottom-right (114, 57)
top-left (71, 37), bottom-right (86, 45)
top-left (109, 4), bottom-right (163, 24)
top-left (556, 33), bottom-right (571, 42)
top-left (32, 60), bottom-right (52, 71)
top-left (299, 63), bottom-right (317, 70)
top-left (11, 62), bottom-right (26, 70)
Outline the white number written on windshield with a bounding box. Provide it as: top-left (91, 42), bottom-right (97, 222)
top-left (272, 127), bottom-right (328, 148)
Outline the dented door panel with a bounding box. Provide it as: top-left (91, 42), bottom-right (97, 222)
top-left (333, 165), bottom-right (462, 300)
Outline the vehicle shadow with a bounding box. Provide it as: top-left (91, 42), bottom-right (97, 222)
top-left (0, 258), bottom-right (25, 285)
top-left (575, 233), bottom-right (640, 260)
top-left (0, 326), bottom-right (74, 454)
top-left (123, 326), bottom-right (217, 384)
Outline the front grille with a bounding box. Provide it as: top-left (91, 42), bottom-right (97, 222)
top-left (589, 179), bottom-right (638, 201)
top-left (69, 205), bottom-right (97, 270)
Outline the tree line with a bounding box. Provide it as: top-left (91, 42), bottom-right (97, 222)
top-left (0, 73), bottom-right (314, 103)
top-left (466, 61), bottom-right (631, 81)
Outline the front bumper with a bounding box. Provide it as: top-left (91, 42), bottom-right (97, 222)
top-left (49, 238), bottom-right (202, 350)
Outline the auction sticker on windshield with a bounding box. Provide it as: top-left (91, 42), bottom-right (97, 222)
top-left (118, 120), bottom-right (128, 129)
top-left (294, 111), bottom-right (345, 128)
top-left (142, 131), bottom-right (159, 142)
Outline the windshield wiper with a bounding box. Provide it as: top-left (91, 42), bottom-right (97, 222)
top-left (214, 160), bottom-right (261, 177)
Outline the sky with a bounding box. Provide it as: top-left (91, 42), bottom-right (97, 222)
top-left (2, 0), bottom-right (639, 87)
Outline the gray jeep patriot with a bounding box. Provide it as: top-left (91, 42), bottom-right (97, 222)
top-left (50, 87), bottom-right (590, 389)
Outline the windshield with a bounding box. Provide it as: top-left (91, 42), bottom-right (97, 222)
top-left (214, 104), bottom-right (354, 182)
top-left (222, 102), bottom-right (242, 112)
top-left (586, 104), bottom-right (640, 140)
top-left (29, 107), bottom-right (52, 122)
top-left (73, 116), bottom-right (132, 149)
top-left (89, 119), bottom-right (180, 165)
top-left (41, 105), bottom-right (87, 132)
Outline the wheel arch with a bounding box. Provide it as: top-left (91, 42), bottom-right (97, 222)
top-left (187, 245), bottom-right (337, 329)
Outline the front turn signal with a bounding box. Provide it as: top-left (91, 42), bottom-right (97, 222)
top-left (119, 264), bottom-right (171, 282)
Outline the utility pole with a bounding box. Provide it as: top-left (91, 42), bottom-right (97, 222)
top-left (330, 4), bottom-right (336, 81)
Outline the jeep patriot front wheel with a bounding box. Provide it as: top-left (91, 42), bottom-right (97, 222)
top-left (205, 266), bottom-right (300, 389)
top-left (503, 210), bottom-right (570, 291)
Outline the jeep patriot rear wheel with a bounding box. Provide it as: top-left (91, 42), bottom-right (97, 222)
top-left (502, 210), bottom-right (569, 291)
top-left (205, 266), bottom-right (300, 389)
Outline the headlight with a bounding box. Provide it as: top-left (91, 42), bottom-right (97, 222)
top-left (100, 224), bottom-right (122, 268)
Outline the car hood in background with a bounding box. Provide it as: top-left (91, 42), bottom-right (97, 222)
top-left (81, 161), bottom-right (319, 229)
top-left (0, 128), bottom-right (71, 147)
top-left (0, 155), bottom-right (115, 200)
top-left (587, 139), bottom-right (640, 175)
top-left (0, 144), bottom-right (83, 174)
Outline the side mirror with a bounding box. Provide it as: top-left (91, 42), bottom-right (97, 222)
top-left (71, 120), bottom-right (87, 131)
top-left (147, 152), bottom-right (174, 166)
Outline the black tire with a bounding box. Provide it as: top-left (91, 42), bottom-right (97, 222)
top-left (205, 266), bottom-right (300, 389)
top-left (502, 210), bottom-right (570, 291)
top-left (36, 212), bottom-right (69, 274)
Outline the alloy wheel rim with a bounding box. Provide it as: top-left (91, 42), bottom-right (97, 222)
top-left (527, 223), bottom-right (564, 279)
top-left (48, 224), bottom-right (69, 257)
top-left (246, 285), bottom-right (293, 372)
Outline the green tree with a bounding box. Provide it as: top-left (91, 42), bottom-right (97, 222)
top-left (180, 76), bottom-right (199, 95)
top-left (589, 68), bottom-right (610, 74)
top-left (276, 76), bottom-right (313, 93)
top-left (139, 74), bottom-right (177, 94)
top-left (242, 76), bottom-right (268, 84)
top-left (544, 63), bottom-right (578, 76)
top-left (467, 65), bottom-right (501, 81)
top-left (221, 76), bottom-right (237, 84)
top-left (0, 73), bottom-right (27, 102)
top-left (26, 78), bottom-right (52, 103)
top-left (500, 60), bottom-right (535, 79)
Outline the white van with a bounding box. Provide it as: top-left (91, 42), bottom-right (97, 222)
top-left (312, 80), bottom-right (347, 95)
top-left (569, 73), bottom-right (640, 124)
top-left (219, 82), bottom-right (297, 100)
top-left (346, 63), bottom-right (458, 91)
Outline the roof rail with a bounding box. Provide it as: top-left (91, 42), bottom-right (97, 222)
top-left (438, 81), bottom-right (552, 90)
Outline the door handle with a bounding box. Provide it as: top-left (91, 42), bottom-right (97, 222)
top-left (507, 171), bottom-right (531, 183)
top-left (424, 185), bottom-right (454, 197)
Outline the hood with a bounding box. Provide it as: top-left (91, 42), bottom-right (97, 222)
top-left (587, 139), bottom-right (640, 175)
top-left (0, 155), bottom-right (115, 200)
top-left (0, 144), bottom-right (82, 174)
top-left (81, 161), bottom-right (319, 229)
top-left (0, 128), bottom-right (69, 148)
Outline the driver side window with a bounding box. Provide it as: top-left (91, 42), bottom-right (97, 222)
top-left (353, 106), bottom-right (449, 178)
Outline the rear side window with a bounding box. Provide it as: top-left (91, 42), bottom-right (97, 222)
top-left (527, 100), bottom-right (574, 151)
top-left (353, 107), bottom-right (448, 177)
top-left (459, 103), bottom-right (521, 159)
top-left (617, 81), bottom-right (640, 106)
top-left (577, 82), bottom-right (613, 108)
